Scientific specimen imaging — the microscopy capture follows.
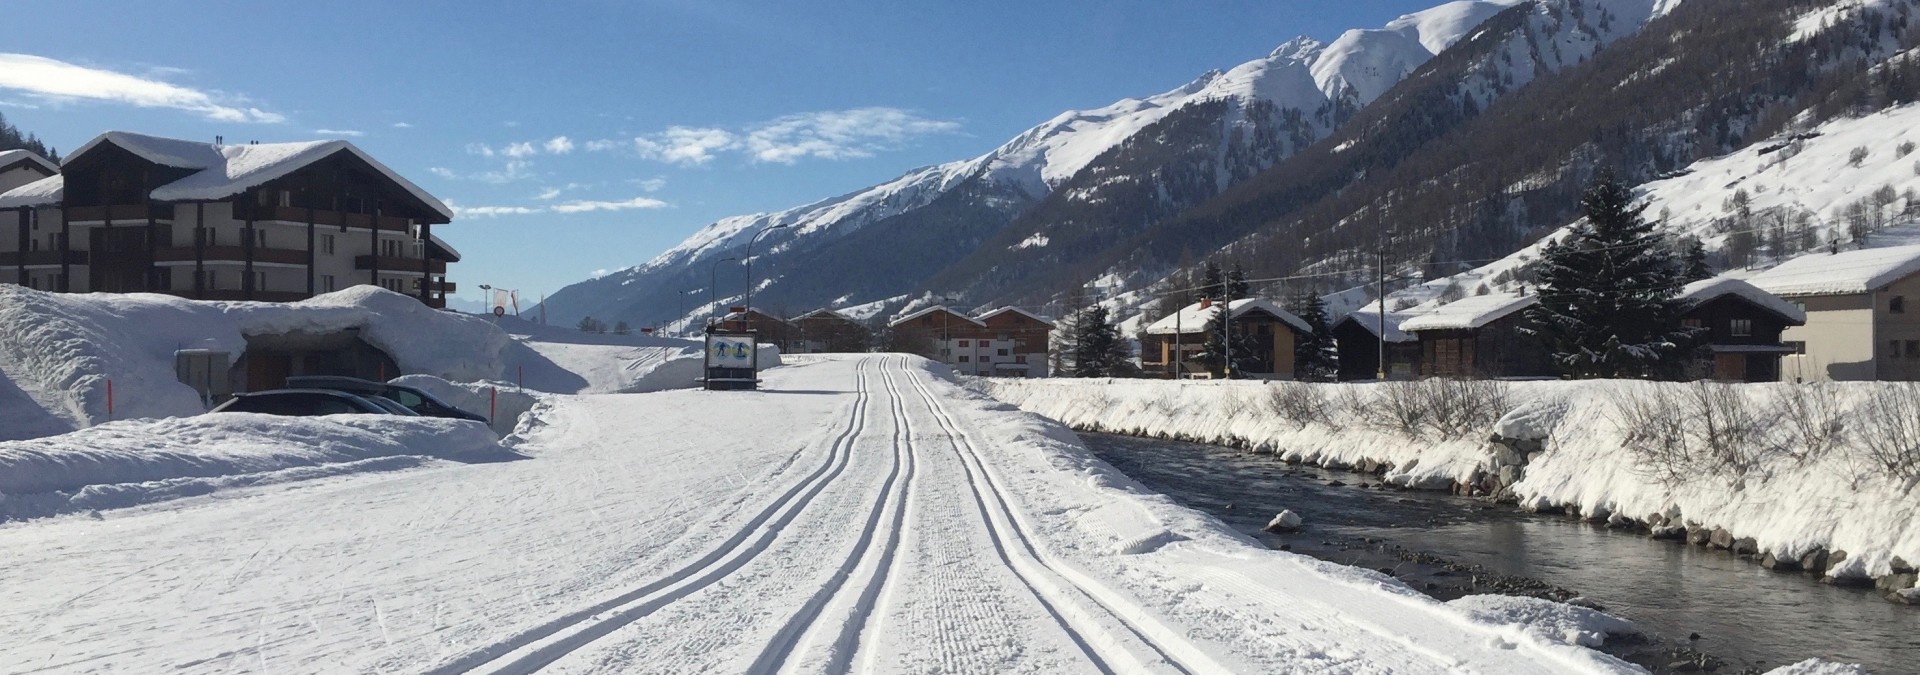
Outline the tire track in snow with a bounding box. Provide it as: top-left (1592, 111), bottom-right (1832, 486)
top-left (424, 357), bottom-right (882, 675)
top-left (898, 363), bottom-right (1233, 675)
top-left (744, 355), bottom-right (917, 674)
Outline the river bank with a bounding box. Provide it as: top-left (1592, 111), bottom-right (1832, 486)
top-left (967, 376), bottom-right (1920, 605)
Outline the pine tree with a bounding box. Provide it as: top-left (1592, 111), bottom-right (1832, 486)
top-left (1681, 237), bottom-right (1713, 282)
top-left (1199, 262), bottom-right (1225, 302)
top-left (1526, 170), bottom-right (1691, 379)
top-left (1068, 304), bottom-right (1133, 377)
top-left (1286, 290), bottom-right (1338, 381)
top-left (1227, 263), bottom-right (1252, 299)
top-left (613, 320), bottom-right (632, 335)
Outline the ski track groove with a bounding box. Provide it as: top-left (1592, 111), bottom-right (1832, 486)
top-left (898, 364), bottom-right (1229, 675)
top-left (422, 357), bottom-right (880, 675)
top-left (746, 355), bottom-right (916, 674)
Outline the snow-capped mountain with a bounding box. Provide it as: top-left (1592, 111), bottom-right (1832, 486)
top-left (539, 0), bottom-right (1533, 328)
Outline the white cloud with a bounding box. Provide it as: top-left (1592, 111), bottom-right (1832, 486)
top-left (314, 128), bottom-right (364, 137)
top-left (585, 138), bottom-right (623, 152)
top-left (536, 187), bottom-right (563, 200)
top-left (630, 177), bottom-right (667, 192)
top-left (445, 200), bottom-right (540, 218)
top-left (610, 107), bottom-right (958, 166)
top-left (544, 136), bottom-right (575, 154)
top-left (466, 143), bottom-right (496, 157)
top-left (551, 196), bottom-right (669, 213)
top-left (0, 53), bottom-right (283, 123)
top-left (502, 141), bottom-right (538, 158)
top-left (392, 121), bottom-right (414, 129)
top-left (436, 160), bottom-right (535, 184)
top-left (428, 167), bottom-right (458, 179)
top-left (591, 268), bottom-right (611, 279)
top-left (744, 107), bottom-right (960, 163)
top-left (633, 127), bottom-right (736, 166)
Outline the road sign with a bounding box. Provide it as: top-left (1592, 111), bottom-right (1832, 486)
top-left (704, 332), bottom-right (760, 390)
top-left (493, 305), bottom-right (507, 318)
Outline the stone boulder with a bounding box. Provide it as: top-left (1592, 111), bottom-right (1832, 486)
top-left (1264, 510), bottom-right (1304, 533)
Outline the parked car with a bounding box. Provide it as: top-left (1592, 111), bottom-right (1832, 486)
top-left (209, 389), bottom-right (402, 416)
top-left (284, 376), bottom-right (489, 422)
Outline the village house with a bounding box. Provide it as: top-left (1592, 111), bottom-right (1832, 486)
top-left (1398, 293), bottom-right (1555, 378)
top-left (0, 150), bottom-right (58, 194)
top-left (717, 307), bottom-right (797, 350)
top-left (1749, 244), bottom-right (1920, 382)
top-left (1140, 298), bottom-right (1310, 379)
top-left (1675, 277), bottom-right (1806, 382)
top-left (1331, 303), bottom-right (1422, 381)
top-left (791, 308), bottom-right (872, 353)
top-left (886, 305), bottom-right (1052, 377)
top-left (0, 132), bottom-right (457, 307)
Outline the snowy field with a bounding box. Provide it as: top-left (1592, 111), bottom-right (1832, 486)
top-left (973, 377), bottom-right (1920, 593)
top-left (0, 356), bottom-right (1673, 673)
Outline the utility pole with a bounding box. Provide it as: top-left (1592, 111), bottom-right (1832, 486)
top-left (709, 256), bottom-right (739, 328)
top-left (742, 224), bottom-right (791, 318)
top-left (1377, 200), bottom-right (1390, 381)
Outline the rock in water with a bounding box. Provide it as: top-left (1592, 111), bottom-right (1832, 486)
top-left (1265, 510), bottom-right (1304, 533)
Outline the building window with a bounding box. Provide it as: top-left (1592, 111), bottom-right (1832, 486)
top-left (1908, 340), bottom-right (1920, 359)
top-left (256, 229), bottom-right (267, 248)
top-left (958, 340), bottom-right (970, 347)
top-left (1792, 301), bottom-right (1807, 313)
top-left (1729, 319), bottom-right (1752, 337)
top-left (1785, 341), bottom-right (1806, 355)
top-left (1892, 340), bottom-right (1904, 359)
top-left (998, 348), bottom-right (1009, 356)
top-left (958, 355), bottom-right (970, 363)
top-left (1895, 296), bottom-right (1908, 314)
top-left (321, 234), bottom-right (335, 255)
top-left (1016, 355), bottom-right (1026, 364)
top-left (1681, 319), bottom-right (1703, 329)
top-left (321, 275), bottom-right (336, 293)
top-left (253, 271), bottom-right (266, 291)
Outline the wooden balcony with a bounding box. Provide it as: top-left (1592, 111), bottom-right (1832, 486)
top-left (356, 255), bottom-right (446, 274)
top-left (65, 204), bottom-right (173, 222)
top-left (253, 205), bottom-right (414, 232)
top-left (0, 249), bottom-right (90, 266)
top-left (154, 245), bottom-right (310, 266)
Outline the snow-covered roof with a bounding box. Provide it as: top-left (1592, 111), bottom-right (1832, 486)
top-left (1748, 244), bottom-right (1920, 297)
top-left (1334, 306), bottom-right (1419, 343)
top-left (0, 149), bottom-right (58, 175)
top-left (888, 305), bottom-right (985, 328)
top-left (1143, 298), bottom-right (1311, 335)
top-left (795, 308), bottom-right (858, 323)
top-left (975, 306), bottom-right (1055, 327)
top-left (67, 131), bottom-right (454, 222)
top-left (0, 174), bottom-right (63, 209)
top-left (1679, 277), bottom-right (1806, 324)
top-left (427, 234), bottom-right (461, 262)
top-left (1399, 293), bottom-right (1538, 332)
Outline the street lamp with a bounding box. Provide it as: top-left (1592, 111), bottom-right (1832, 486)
top-left (742, 223), bottom-right (791, 319)
top-left (709, 256), bottom-right (739, 328)
top-left (676, 287), bottom-right (699, 337)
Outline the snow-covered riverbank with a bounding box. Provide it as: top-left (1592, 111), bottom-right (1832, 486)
top-left (970, 377), bottom-right (1920, 603)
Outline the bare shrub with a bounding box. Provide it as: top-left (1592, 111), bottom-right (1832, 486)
top-left (1373, 381), bottom-right (1430, 435)
top-left (1900, 140), bottom-right (1918, 158)
top-left (1773, 384), bottom-right (1847, 463)
top-left (1849, 145), bottom-right (1870, 167)
top-left (1352, 378), bottom-right (1510, 439)
top-left (1855, 383), bottom-right (1920, 489)
top-left (1611, 382), bottom-right (1774, 486)
top-left (1267, 382), bottom-right (1332, 429)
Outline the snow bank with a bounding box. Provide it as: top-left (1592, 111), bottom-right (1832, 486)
top-left (971, 377), bottom-right (1499, 487)
top-left (1765, 659), bottom-right (1871, 675)
top-left (1446, 595), bottom-right (1639, 649)
top-left (972, 377), bottom-right (1920, 587)
top-left (491, 314), bottom-right (782, 394)
top-left (389, 374), bottom-right (544, 436)
top-left (0, 413), bottom-right (513, 520)
top-left (0, 285), bottom-right (511, 440)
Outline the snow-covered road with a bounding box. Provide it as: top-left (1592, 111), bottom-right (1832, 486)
top-left (0, 356), bottom-right (1641, 673)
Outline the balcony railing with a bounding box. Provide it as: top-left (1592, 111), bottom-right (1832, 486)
top-left (163, 289), bottom-right (311, 303)
top-left (154, 245), bottom-right (309, 266)
top-left (0, 249), bottom-right (90, 266)
top-left (252, 205), bottom-right (414, 232)
top-left (64, 204), bottom-right (174, 222)
top-left (356, 255), bottom-right (446, 274)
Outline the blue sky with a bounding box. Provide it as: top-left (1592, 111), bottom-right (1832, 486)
top-left (2, 0), bottom-right (1446, 308)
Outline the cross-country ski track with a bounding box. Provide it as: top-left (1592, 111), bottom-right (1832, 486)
top-left (0, 355), bottom-right (1645, 673)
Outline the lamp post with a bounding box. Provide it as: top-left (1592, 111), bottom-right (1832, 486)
top-left (709, 256), bottom-right (739, 328)
top-left (742, 223), bottom-right (791, 319)
top-left (676, 287), bottom-right (700, 337)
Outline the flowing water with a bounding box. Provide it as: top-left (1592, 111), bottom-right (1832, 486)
top-left (1083, 432), bottom-right (1920, 674)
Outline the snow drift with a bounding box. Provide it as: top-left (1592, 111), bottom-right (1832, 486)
top-left (0, 412), bottom-right (513, 521)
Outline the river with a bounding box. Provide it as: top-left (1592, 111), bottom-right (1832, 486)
top-left (1082, 432), bottom-right (1920, 674)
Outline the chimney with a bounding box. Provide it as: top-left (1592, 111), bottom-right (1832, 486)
top-left (1199, 297), bottom-right (1212, 309)
top-left (214, 135), bottom-right (224, 146)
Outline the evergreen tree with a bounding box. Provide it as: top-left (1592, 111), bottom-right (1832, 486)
top-left (1525, 170), bottom-right (1691, 379)
top-left (1068, 304), bottom-right (1133, 377)
top-left (1197, 301), bottom-right (1260, 378)
top-left (576, 316), bottom-right (604, 333)
top-left (1199, 261), bottom-right (1225, 301)
top-left (613, 320), bottom-right (632, 335)
top-left (0, 112), bottom-right (57, 161)
top-left (1286, 290), bottom-right (1338, 381)
top-left (1681, 237), bottom-right (1713, 282)
top-left (1227, 263), bottom-right (1252, 299)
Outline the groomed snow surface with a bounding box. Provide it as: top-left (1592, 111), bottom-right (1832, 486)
top-left (2, 356), bottom-right (1667, 673)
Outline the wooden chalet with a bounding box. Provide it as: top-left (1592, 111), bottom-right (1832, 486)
top-left (0, 132), bottom-right (457, 307)
top-left (1140, 298), bottom-right (1310, 379)
top-left (1331, 305), bottom-right (1422, 381)
top-left (1675, 278), bottom-right (1807, 382)
top-left (1399, 293), bottom-right (1555, 378)
top-left (792, 308), bottom-right (872, 353)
